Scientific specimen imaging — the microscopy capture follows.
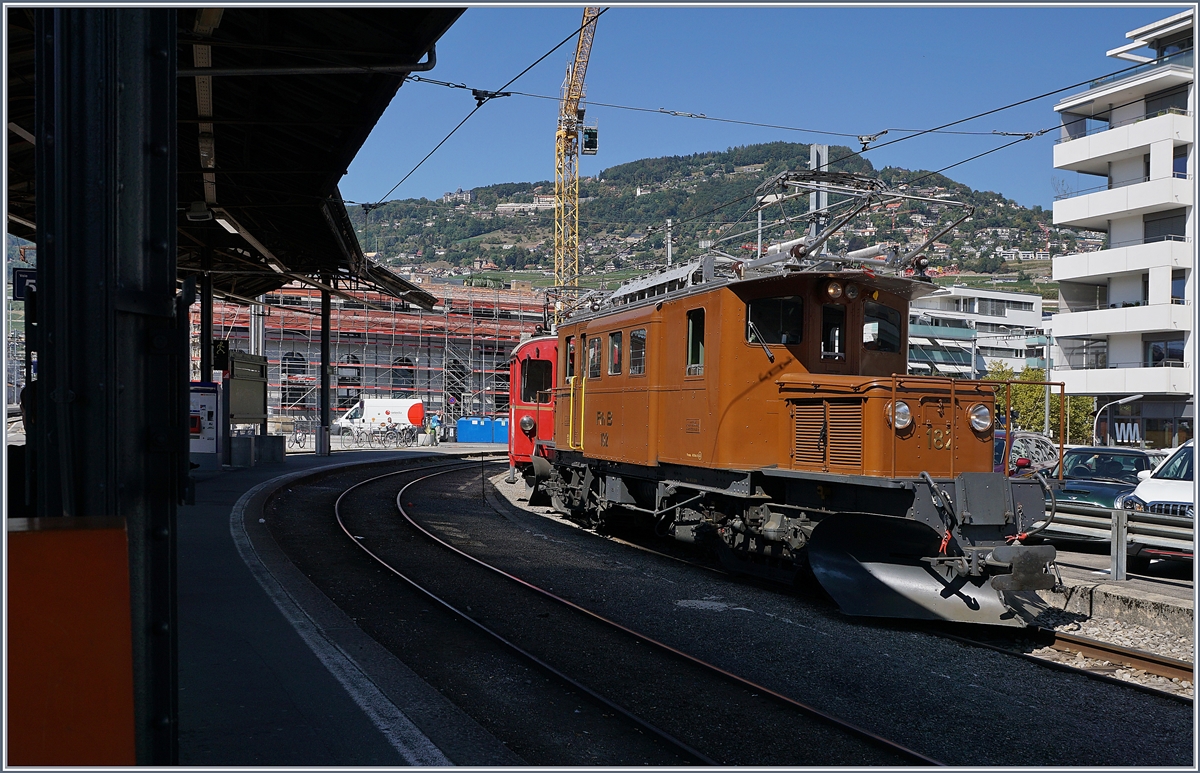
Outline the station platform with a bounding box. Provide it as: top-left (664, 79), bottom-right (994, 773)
top-left (179, 443), bottom-right (522, 766)
top-left (1039, 543), bottom-right (1194, 637)
top-left (179, 448), bottom-right (1193, 765)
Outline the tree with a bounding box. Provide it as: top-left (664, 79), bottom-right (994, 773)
top-left (985, 363), bottom-right (1094, 443)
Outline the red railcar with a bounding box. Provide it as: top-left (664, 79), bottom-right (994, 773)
top-left (507, 335), bottom-right (558, 498)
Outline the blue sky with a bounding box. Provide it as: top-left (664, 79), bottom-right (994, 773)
top-left (342, 5), bottom-right (1184, 212)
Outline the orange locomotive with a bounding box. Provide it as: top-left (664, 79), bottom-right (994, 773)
top-left (511, 170), bottom-right (1059, 627)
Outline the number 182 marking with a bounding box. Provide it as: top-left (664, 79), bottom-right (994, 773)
top-left (926, 427), bottom-right (951, 450)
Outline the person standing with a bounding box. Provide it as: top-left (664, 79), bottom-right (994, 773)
top-left (429, 410), bottom-right (442, 446)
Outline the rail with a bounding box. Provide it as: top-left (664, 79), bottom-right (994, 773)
top-left (1032, 500), bottom-right (1194, 580)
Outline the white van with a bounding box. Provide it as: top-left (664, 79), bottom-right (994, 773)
top-left (334, 398), bottom-right (425, 433)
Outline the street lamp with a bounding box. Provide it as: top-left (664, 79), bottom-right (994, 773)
top-left (1093, 394), bottom-right (1144, 446)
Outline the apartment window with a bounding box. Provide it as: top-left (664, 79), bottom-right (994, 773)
top-left (1006, 300), bottom-right (1034, 312)
top-left (686, 309), bottom-right (705, 375)
top-left (608, 332), bottom-right (622, 375)
top-left (564, 336), bottom-right (575, 380)
top-left (863, 302), bottom-right (901, 353)
top-left (1144, 335), bottom-right (1185, 367)
top-left (1174, 146), bottom-right (1188, 178)
top-left (1144, 208), bottom-right (1186, 243)
top-left (629, 329), bottom-right (647, 375)
top-left (1172, 270), bottom-right (1186, 302)
top-left (1147, 85), bottom-right (1189, 116)
top-left (746, 296), bottom-right (804, 344)
top-left (978, 298), bottom-right (1007, 317)
top-left (587, 337), bottom-right (601, 379)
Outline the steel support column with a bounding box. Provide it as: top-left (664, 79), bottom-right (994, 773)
top-left (33, 8), bottom-right (179, 764)
top-left (318, 287), bottom-right (332, 455)
top-left (200, 246), bottom-right (213, 380)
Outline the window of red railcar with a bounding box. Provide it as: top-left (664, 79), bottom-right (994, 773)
top-left (520, 358), bottom-right (553, 403)
top-left (608, 332), bottom-right (622, 375)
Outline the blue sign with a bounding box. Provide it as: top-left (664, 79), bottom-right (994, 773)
top-left (12, 268), bottom-right (35, 301)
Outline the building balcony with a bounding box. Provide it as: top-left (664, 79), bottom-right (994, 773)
top-left (1054, 109), bottom-right (1192, 176)
top-left (1052, 300), bottom-right (1192, 338)
top-left (1053, 237), bottom-right (1194, 282)
top-left (1053, 174), bottom-right (1193, 230)
top-left (1051, 362), bottom-right (1191, 396)
top-left (1055, 49), bottom-right (1193, 126)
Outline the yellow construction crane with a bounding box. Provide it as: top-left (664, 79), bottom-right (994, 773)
top-left (553, 7), bottom-right (601, 322)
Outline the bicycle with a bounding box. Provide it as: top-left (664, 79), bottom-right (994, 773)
top-left (287, 420), bottom-right (309, 450)
top-left (339, 425), bottom-right (368, 449)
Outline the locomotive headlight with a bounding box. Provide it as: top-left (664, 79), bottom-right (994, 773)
top-left (968, 404), bottom-right (992, 432)
top-left (826, 281), bottom-right (843, 299)
top-left (845, 284), bottom-right (860, 300)
top-left (519, 415), bottom-right (536, 433)
top-left (885, 400), bottom-right (912, 430)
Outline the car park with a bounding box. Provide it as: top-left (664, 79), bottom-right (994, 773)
top-left (1054, 447), bottom-right (1168, 509)
top-left (994, 430), bottom-right (1061, 477)
top-left (1117, 440), bottom-right (1194, 518)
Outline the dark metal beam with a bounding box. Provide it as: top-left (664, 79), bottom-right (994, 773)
top-left (34, 8), bottom-right (180, 764)
top-left (175, 45), bottom-right (434, 76)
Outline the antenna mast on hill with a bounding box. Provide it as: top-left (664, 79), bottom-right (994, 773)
top-left (553, 7), bottom-right (601, 323)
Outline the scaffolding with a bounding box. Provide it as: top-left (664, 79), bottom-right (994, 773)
top-left (190, 281), bottom-right (547, 427)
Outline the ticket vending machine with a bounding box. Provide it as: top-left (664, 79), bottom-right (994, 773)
top-left (189, 381), bottom-right (221, 469)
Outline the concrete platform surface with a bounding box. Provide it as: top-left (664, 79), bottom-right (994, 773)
top-left (1038, 542), bottom-right (1194, 637)
top-left (178, 442), bottom-right (518, 766)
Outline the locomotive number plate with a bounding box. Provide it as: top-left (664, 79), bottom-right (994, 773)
top-left (925, 426), bottom-right (952, 450)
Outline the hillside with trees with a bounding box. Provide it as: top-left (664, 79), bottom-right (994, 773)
top-left (348, 141), bottom-right (1096, 284)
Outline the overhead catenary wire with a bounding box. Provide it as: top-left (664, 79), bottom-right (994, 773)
top-left (365, 9), bottom-right (609, 210)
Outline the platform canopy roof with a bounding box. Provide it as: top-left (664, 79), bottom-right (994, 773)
top-left (7, 7), bottom-right (463, 310)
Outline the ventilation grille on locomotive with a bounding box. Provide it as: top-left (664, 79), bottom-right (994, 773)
top-left (792, 400), bottom-right (863, 472)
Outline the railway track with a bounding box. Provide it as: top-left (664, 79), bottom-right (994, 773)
top-left (1041, 630), bottom-right (1193, 686)
top-left (333, 460), bottom-right (938, 766)
top-left (259, 458), bottom-right (1194, 766)
top-left (492, 470), bottom-right (1195, 702)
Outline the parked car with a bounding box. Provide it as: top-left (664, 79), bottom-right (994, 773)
top-left (1054, 447), bottom-right (1169, 509)
top-left (1117, 440), bottom-right (1194, 518)
top-left (994, 430), bottom-right (1061, 477)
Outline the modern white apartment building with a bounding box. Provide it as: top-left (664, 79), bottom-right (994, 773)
top-left (1050, 10), bottom-right (1194, 449)
top-left (909, 284), bottom-right (1046, 378)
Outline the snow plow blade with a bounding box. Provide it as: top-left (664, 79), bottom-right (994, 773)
top-left (807, 513), bottom-right (1032, 627)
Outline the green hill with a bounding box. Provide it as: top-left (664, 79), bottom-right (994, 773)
top-left (348, 141), bottom-right (1091, 286)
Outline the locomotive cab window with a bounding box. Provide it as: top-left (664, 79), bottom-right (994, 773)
top-left (686, 309), bottom-right (705, 375)
top-left (746, 296), bottom-right (804, 344)
top-left (564, 336), bottom-right (576, 381)
top-left (629, 328), bottom-right (647, 375)
top-left (608, 332), bottom-right (622, 375)
top-left (863, 301), bottom-right (902, 353)
top-left (521, 357), bottom-right (553, 404)
top-left (821, 305), bottom-right (846, 359)
top-left (587, 337), bottom-right (602, 379)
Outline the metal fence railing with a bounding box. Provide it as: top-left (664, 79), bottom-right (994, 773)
top-left (1033, 501), bottom-right (1194, 580)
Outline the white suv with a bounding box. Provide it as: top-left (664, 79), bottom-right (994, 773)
top-left (1116, 440), bottom-right (1194, 518)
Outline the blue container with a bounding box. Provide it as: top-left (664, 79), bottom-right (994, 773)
top-left (492, 417), bottom-right (509, 443)
top-left (456, 416), bottom-right (493, 443)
